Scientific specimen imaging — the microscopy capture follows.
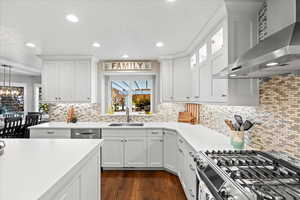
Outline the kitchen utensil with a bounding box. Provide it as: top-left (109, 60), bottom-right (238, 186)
top-left (233, 123), bottom-right (240, 131)
top-left (234, 115), bottom-right (243, 126)
top-left (241, 120), bottom-right (253, 131)
top-left (225, 120), bottom-right (235, 131)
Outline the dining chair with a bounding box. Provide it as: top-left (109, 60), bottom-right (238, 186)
top-left (0, 117), bottom-right (23, 138)
top-left (22, 114), bottom-right (40, 138)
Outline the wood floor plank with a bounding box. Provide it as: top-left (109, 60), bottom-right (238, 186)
top-left (101, 171), bottom-right (187, 200)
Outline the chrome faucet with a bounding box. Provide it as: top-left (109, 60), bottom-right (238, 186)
top-left (126, 107), bottom-right (130, 123)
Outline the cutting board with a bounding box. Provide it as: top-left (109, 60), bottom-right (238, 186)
top-left (186, 103), bottom-right (200, 124)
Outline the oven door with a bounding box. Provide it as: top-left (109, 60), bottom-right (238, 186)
top-left (196, 166), bottom-right (224, 200)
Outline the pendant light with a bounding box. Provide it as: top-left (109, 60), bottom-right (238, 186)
top-left (0, 64), bottom-right (17, 97)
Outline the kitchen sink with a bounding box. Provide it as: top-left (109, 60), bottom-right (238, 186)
top-left (108, 123), bottom-right (144, 127)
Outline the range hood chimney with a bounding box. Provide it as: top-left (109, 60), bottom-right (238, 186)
top-left (228, 0), bottom-right (300, 78)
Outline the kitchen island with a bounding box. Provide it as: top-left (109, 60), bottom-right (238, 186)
top-left (0, 139), bottom-right (102, 200)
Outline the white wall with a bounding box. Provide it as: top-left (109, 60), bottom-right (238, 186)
top-left (0, 73), bottom-right (41, 113)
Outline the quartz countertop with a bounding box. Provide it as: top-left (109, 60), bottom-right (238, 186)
top-left (0, 139), bottom-right (103, 200)
top-left (29, 122), bottom-right (233, 151)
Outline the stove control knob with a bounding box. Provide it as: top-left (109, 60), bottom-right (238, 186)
top-left (227, 195), bottom-right (237, 200)
top-left (220, 187), bottom-right (228, 197)
top-left (197, 159), bottom-right (207, 169)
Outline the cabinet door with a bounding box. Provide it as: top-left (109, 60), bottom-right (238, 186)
top-left (148, 137), bottom-right (163, 167)
top-left (185, 148), bottom-right (197, 200)
top-left (58, 61), bottom-right (75, 102)
top-left (178, 145), bottom-right (186, 190)
top-left (124, 137), bottom-right (147, 167)
top-left (74, 61), bottom-right (91, 102)
top-left (199, 62), bottom-right (212, 101)
top-left (43, 61), bottom-right (58, 102)
top-left (173, 57), bottom-right (192, 102)
top-left (163, 130), bottom-right (177, 173)
top-left (160, 60), bottom-right (174, 102)
top-left (191, 66), bottom-right (200, 101)
top-left (102, 137), bottom-right (124, 167)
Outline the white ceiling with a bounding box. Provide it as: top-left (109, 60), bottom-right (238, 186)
top-left (0, 0), bottom-right (224, 70)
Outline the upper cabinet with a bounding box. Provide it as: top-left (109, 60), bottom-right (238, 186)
top-left (160, 1), bottom-right (261, 106)
top-left (160, 57), bottom-right (192, 103)
top-left (41, 56), bottom-right (97, 103)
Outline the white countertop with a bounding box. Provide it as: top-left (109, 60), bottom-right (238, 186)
top-left (30, 122), bottom-right (233, 151)
top-left (0, 139), bottom-right (103, 200)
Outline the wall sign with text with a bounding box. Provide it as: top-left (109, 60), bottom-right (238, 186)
top-left (103, 61), bottom-right (152, 71)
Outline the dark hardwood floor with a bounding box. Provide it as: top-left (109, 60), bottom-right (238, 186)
top-left (101, 170), bottom-right (187, 200)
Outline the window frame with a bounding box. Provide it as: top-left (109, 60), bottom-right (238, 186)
top-left (106, 75), bottom-right (155, 114)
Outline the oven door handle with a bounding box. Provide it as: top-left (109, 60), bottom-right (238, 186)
top-left (197, 168), bottom-right (224, 200)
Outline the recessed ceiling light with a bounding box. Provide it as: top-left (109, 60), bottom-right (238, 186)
top-left (230, 74), bottom-right (237, 77)
top-left (66, 14), bottom-right (79, 23)
top-left (92, 42), bottom-right (101, 48)
top-left (167, 0), bottom-right (176, 2)
top-left (25, 43), bottom-right (36, 48)
top-left (122, 54), bottom-right (129, 59)
top-left (266, 62), bottom-right (279, 67)
top-left (156, 42), bottom-right (164, 47)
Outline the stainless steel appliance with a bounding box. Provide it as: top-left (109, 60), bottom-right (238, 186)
top-left (194, 150), bottom-right (300, 200)
top-left (71, 129), bottom-right (101, 139)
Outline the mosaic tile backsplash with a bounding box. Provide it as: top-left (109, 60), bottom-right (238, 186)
top-left (200, 75), bottom-right (300, 159)
top-left (48, 103), bottom-right (185, 123)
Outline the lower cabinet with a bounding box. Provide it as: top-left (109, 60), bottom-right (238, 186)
top-left (102, 137), bottom-right (124, 167)
top-left (30, 128), bottom-right (71, 139)
top-left (178, 135), bottom-right (197, 200)
top-left (124, 137), bottom-right (147, 167)
top-left (148, 137), bottom-right (164, 167)
top-left (164, 130), bottom-right (178, 173)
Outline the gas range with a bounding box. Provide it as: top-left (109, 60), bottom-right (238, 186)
top-left (194, 150), bottom-right (300, 200)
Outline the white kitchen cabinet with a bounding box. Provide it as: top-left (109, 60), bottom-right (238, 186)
top-left (178, 144), bottom-right (187, 189)
top-left (173, 57), bottom-right (192, 102)
top-left (185, 145), bottom-right (197, 200)
top-left (164, 130), bottom-right (177, 173)
top-left (199, 61), bottom-right (212, 102)
top-left (124, 137), bottom-right (147, 167)
top-left (160, 57), bottom-right (192, 103)
top-left (59, 61), bottom-right (75, 102)
top-left (74, 61), bottom-right (91, 102)
top-left (148, 137), bottom-right (164, 167)
top-left (42, 61), bottom-right (59, 102)
top-left (41, 56), bottom-right (95, 103)
top-left (160, 60), bottom-right (174, 102)
top-left (30, 129), bottom-right (71, 139)
top-left (102, 137), bottom-right (124, 167)
top-left (191, 65), bottom-right (200, 101)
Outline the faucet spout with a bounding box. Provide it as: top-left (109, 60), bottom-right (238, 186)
top-left (126, 107), bottom-right (130, 123)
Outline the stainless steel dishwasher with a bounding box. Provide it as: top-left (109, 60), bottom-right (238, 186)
top-left (71, 128), bottom-right (101, 139)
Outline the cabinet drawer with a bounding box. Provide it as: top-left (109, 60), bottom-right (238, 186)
top-left (30, 129), bottom-right (71, 139)
top-left (177, 135), bottom-right (185, 149)
top-left (102, 129), bottom-right (147, 137)
top-left (147, 129), bottom-right (163, 137)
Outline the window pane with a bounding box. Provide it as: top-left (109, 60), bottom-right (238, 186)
top-left (211, 28), bottom-right (224, 54)
top-left (111, 80), bottom-right (152, 113)
top-left (199, 44), bottom-right (207, 64)
top-left (111, 81), bottom-right (130, 113)
top-left (190, 54), bottom-right (197, 68)
top-left (132, 80), bottom-right (151, 113)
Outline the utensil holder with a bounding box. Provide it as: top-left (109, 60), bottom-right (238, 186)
top-left (230, 131), bottom-right (245, 150)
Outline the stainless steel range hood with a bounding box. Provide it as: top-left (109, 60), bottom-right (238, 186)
top-left (227, 0), bottom-right (300, 78)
